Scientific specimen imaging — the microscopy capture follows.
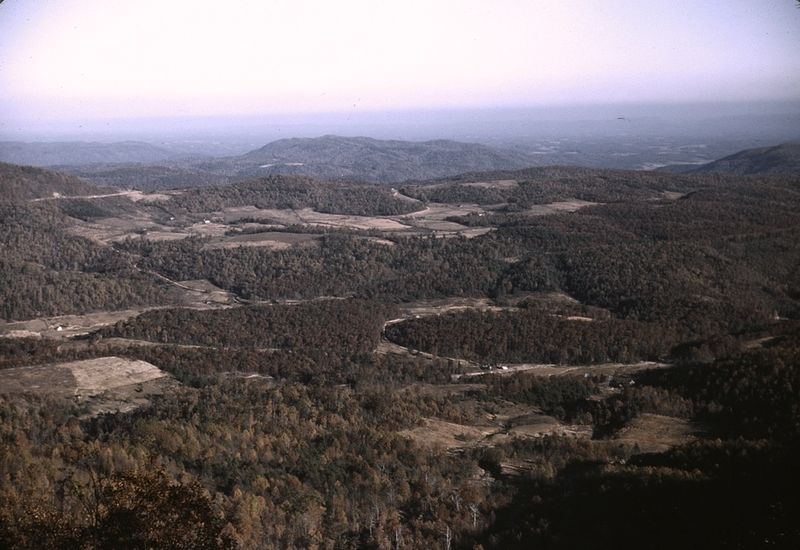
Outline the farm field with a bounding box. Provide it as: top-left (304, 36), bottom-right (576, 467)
top-left (1, 159), bottom-right (799, 548)
top-left (0, 356), bottom-right (176, 416)
top-left (2, 0), bottom-right (799, 542)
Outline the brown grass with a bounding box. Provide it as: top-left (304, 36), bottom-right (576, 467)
top-left (522, 199), bottom-right (597, 216)
top-left (0, 356), bottom-right (176, 416)
top-left (613, 413), bottom-right (701, 454)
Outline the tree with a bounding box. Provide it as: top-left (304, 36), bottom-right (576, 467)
top-left (91, 470), bottom-right (238, 549)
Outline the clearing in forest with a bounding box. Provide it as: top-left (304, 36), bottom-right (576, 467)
top-left (0, 356), bottom-right (176, 416)
top-left (204, 231), bottom-right (321, 251)
top-left (0, 309), bottom-right (154, 339)
top-left (522, 199), bottom-right (597, 216)
top-left (612, 413), bottom-right (704, 453)
top-left (0, 356), bottom-right (168, 395)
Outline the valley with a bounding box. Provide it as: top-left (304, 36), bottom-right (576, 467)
top-left (44, 179), bottom-right (577, 248)
top-left (1, 144), bottom-right (799, 549)
top-left (2, 0), bottom-right (798, 545)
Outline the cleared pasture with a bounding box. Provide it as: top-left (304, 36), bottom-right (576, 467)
top-left (613, 413), bottom-right (702, 453)
top-left (455, 361), bottom-right (670, 380)
top-left (204, 231), bottom-right (321, 251)
top-left (0, 356), bottom-right (176, 416)
top-left (522, 199), bottom-right (597, 216)
top-left (462, 179), bottom-right (519, 190)
top-left (0, 308), bottom-right (153, 339)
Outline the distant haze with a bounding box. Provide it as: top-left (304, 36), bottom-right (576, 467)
top-left (1, 0), bottom-right (799, 134)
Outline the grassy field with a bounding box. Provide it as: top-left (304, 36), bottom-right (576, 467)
top-left (0, 356), bottom-right (176, 416)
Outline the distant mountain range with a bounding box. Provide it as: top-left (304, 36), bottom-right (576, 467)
top-left (3, 137), bottom-right (798, 192)
top-left (0, 141), bottom-right (177, 166)
top-left (23, 136), bottom-right (536, 189)
top-left (659, 143), bottom-right (800, 176)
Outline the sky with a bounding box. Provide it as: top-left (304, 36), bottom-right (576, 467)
top-left (1, 0), bottom-right (799, 126)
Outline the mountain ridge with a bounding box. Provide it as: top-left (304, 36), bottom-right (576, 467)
top-left (0, 162), bottom-right (109, 201)
top-left (659, 142), bottom-right (800, 175)
top-left (235, 135), bottom-right (533, 183)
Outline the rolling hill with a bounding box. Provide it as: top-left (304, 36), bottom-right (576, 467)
top-left (2, 156), bottom-right (800, 548)
top-left (233, 135), bottom-right (534, 182)
top-left (690, 142), bottom-right (800, 175)
top-left (56, 163), bottom-right (231, 191)
top-left (0, 162), bottom-right (109, 201)
top-left (660, 142), bottom-right (800, 175)
top-left (25, 136), bottom-right (537, 189)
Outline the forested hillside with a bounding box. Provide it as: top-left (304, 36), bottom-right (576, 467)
top-left (59, 163), bottom-right (231, 190)
top-left (45, 136), bottom-right (538, 189)
top-left (1, 159), bottom-right (799, 548)
top-left (0, 197), bottom-right (169, 320)
top-left (235, 135), bottom-right (533, 182)
top-left (170, 175), bottom-right (423, 216)
top-left (101, 300), bottom-right (393, 353)
top-left (0, 163), bottom-right (106, 201)
top-left (665, 142), bottom-right (800, 176)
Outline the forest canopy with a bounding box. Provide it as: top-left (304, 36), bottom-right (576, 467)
top-left (1, 161), bottom-right (799, 548)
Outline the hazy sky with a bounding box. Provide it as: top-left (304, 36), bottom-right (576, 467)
top-left (1, 0), bottom-right (799, 123)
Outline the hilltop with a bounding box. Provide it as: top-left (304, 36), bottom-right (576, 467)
top-left (0, 162), bottom-right (108, 201)
top-left (57, 163), bottom-right (230, 190)
top-left (234, 135), bottom-right (534, 182)
top-left (660, 142), bottom-right (800, 176)
top-left (23, 138), bottom-right (800, 192)
top-left (691, 142), bottom-right (800, 175)
top-left (45, 136), bottom-right (536, 190)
